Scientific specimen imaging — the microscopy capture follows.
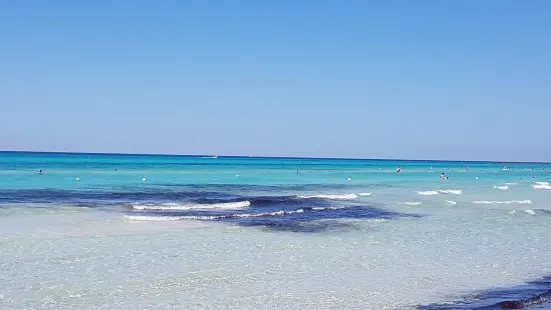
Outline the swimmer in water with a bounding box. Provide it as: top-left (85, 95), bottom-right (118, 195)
top-left (440, 172), bottom-right (445, 180)
top-left (396, 167), bottom-right (401, 172)
top-left (38, 169), bottom-right (43, 175)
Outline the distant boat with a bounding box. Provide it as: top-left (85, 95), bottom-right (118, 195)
top-left (211, 155), bottom-right (218, 158)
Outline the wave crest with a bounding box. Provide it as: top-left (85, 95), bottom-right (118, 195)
top-left (417, 189), bottom-right (462, 196)
top-left (533, 182), bottom-right (551, 190)
top-left (473, 200), bottom-right (532, 205)
top-left (438, 189), bottom-right (462, 195)
top-left (131, 201), bottom-right (251, 211)
top-left (125, 206), bottom-right (345, 221)
top-left (418, 191), bottom-right (439, 196)
top-left (297, 194), bottom-right (358, 200)
top-left (494, 185), bottom-right (510, 191)
top-left (401, 202), bottom-right (422, 206)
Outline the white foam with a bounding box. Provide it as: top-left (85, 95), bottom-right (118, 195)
top-left (438, 189), bottom-right (462, 195)
top-left (493, 185), bottom-right (510, 191)
top-left (298, 194), bottom-right (358, 200)
top-left (473, 200), bottom-right (533, 205)
top-left (127, 206), bottom-right (342, 221)
top-left (505, 183), bottom-right (518, 185)
top-left (417, 190), bottom-right (462, 196)
top-left (131, 201), bottom-right (251, 211)
top-left (446, 200), bottom-right (457, 205)
top-left (418, 191), bottom-right (439, 196)
top-left (401, 202), bottom-right (422, 206)
top-left (533, 182), bottom-right (551, 190)
top-left (312, 206), bottom-right (346, 211)
top-left (524, 209), bottom-right (536, 215)
top-left (124, 215), bottom-right (187, 221)
top-left (358, 192), bottom-right (372, 196)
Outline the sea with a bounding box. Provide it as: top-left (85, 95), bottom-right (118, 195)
top-left (1, 151), bottom-right (550, 310)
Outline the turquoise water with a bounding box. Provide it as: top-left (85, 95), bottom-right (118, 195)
top-left (1, 152), bottom-right (551, 309)
top-left (1, 151), bottom-right (548, 192)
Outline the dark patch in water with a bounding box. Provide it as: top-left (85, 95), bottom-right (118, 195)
top-left (0, 188), bottom-right (420, 233)
top-left (418, 277), bottom-right (551, 309)
top-left (131, 197), bottom-right (419, 233)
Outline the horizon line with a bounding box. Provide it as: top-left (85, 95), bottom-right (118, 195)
top-left (0, 150), bottom-right (549, 165)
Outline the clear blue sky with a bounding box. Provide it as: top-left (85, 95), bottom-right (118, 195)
top-left (1, 0), bottom-right (550, 161)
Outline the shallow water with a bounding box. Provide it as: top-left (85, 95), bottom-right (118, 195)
top-left (1, 152), bottom-right (550, 309)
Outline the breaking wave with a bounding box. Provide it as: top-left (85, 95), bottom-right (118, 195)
top-left (418, 189), bottom-right (462, 196)
top-left (297, 194), bottom-right (358, 200)
top-left (125, 206), bottom-right (345, 221)
top-left (438, 189), bottom-right (462, 195)
top-left (473, 200), bottom-right (533, 205)
top-left (509, 209), bottom-right (551, 216)
top-left (533, 182), bottom-right (551, 190)
top-left (401, 202), bottom-right (422, 206)
top-left (418, 191), bottom-right (439, 196)
top-left (131, 201), bottom-right (251, 211)
top-left (494, 185), bottom-right (510, 191)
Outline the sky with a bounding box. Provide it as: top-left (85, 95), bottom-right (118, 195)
top-left (1, 0), bottom-right (550, 161)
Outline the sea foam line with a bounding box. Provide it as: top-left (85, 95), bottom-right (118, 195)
top-left (417, 189), bottom-right (462, 196)
top-left (493, 185), bottom-right (510, 191)
top-left (510, 209), bottom-right (548, 216)
top-left (297, 194), bottom-right (358, 200)
top-left (400, 202), bottom-right (422, 206)
top-left (533, 182), bottom-right (551, 190)
top-left (125, 206), bottom-right (345, 221)
top-left (473, 200), bottom-right (532, 205)
top-left (131, 201), bottom-right (251, 211)
top-left (417, 191), bottom-right (439, 196)
top-left (438, 189), bottom-right (462, 195)
top-left (509, 209), bottom-right (551, 215)
top-left (124, 215), bottom-right (189, 221)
